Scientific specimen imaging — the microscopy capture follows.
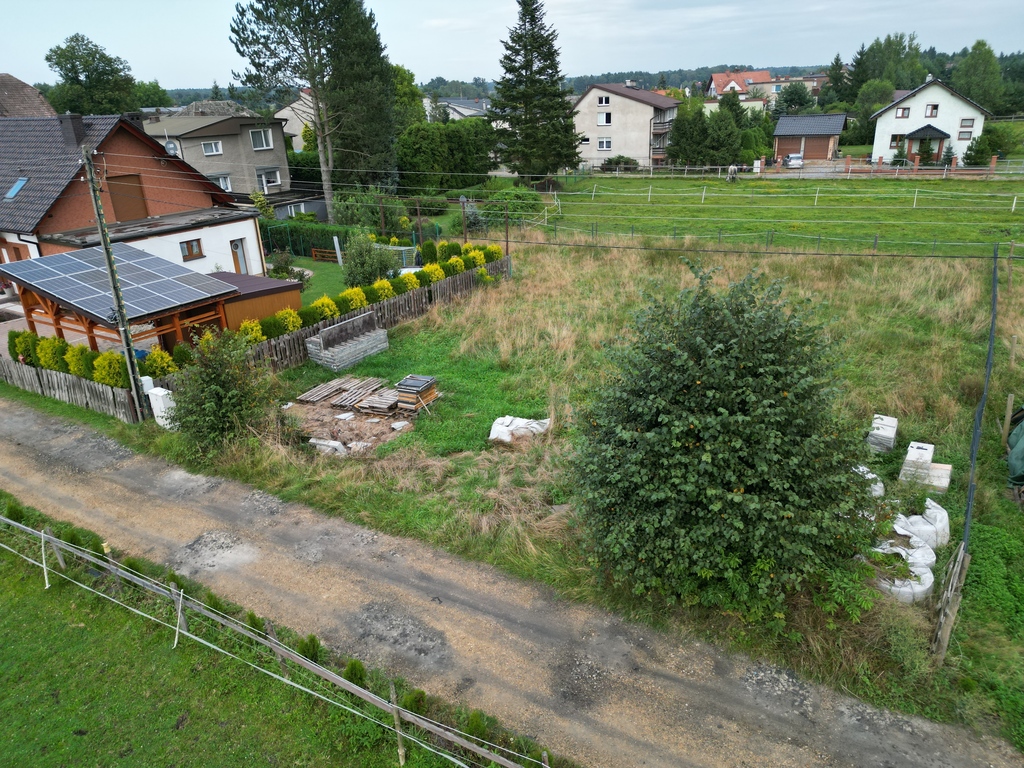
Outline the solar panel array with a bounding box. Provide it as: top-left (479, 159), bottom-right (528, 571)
top-left (0, 243), bottom-right (237, 325)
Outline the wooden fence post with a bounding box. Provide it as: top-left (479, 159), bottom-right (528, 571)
top-left (1012, 335), bottom-right (1018, 368)
top-left (389, 681), bottom-right (406, 766)
top-left (1003, 394), bottom-right (1015, 449)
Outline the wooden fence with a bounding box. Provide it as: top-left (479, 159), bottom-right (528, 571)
top-left (0, 513), bottom-right (527, 768)
top-left (0, 357), bottom-right (140, 423)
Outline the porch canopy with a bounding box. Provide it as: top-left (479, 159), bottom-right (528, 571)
top-left (0, 243), bottom-right (239, 351)
top-left (905, 124), bottom-right (950, 140)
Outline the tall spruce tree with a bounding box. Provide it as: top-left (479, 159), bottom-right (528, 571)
top-left (953, 40), bottom-right (1004, 112)
top-left (705, 109), bottom-right (742, 166)
top-left (488, 0), bottom-right (580, 181)
top-left (822, 53), bottom-right (850, 104)
top-left (666, 99), bottom-right (708, 167)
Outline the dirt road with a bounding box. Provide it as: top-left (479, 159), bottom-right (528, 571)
top-left (0, 398), bottom-right (1019, 768)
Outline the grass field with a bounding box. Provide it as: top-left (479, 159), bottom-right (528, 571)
top-left (4, 182), bottom-right (1024, 752)
top-left (542, 176), bottom-right (1024, 257)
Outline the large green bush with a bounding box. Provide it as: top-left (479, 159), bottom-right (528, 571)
top-left (259, 219), bottom-right (357, 258)
top-left (92, 351), bottom-right (129, 388)
top-left (13, 331), bottom-right (40, 367)
top-left (344, 235), bottom-right (399, 286)
top-left (482, 187), bottom-right (543, 224)
top-left (167, 331), bottom-right (279, 459)
top-left (575, 267), bottom-right (878, 625)
top-left (421, 240), bottom-right (438, 263)
top-left (36, 337), bottom-right (70, 373)
top-left (65, 345), bottom-right (99, 379)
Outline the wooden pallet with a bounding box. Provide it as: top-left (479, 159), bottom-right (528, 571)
top-left (297, 376), bottom-right (362, 404)
top-left (396, 387), bottom-right (439, 412)
top-left (356, 389), bottom-right (399, 414)
top-left (330, 377), bottom-right (387, 408)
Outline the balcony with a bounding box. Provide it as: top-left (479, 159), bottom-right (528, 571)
top-left (652, 121), bottom-right (672, 134)
top-left (651, 147), bottom-right (667, 157)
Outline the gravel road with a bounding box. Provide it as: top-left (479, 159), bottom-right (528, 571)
top-left (0, 397), bottom-right (1020, 768)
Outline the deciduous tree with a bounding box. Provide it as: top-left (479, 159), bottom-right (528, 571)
top-left (44, 34), bottom-right (137, 114)
top-left (488, 0), bottom-right (580, 181)
top-left (953, 40), bottom-right (1004, 112)
top-left (393, 64), bottom-right (427, 135)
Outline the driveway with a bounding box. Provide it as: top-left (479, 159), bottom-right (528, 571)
top-left (0, 397), bottom-right (1020, 768)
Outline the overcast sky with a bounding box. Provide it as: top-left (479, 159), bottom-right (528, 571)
top-left (5, 0), bottom-right (1023, 89)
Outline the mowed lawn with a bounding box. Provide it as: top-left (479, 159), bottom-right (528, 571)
top-left (544, 176), bottom-right (1024, 256)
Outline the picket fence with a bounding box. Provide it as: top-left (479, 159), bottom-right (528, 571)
top-left (0, 356), bottom-right (141, 424)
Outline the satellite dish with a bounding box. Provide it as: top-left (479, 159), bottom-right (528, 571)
top-left (164, 140), bottom-right (179, 157)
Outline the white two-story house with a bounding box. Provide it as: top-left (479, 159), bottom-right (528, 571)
top-left (870, 78), bottom-right (990, 164)
top-left (574, 83), bottom-right (681, 168)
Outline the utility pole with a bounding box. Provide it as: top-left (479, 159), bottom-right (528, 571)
top-left (82, 147), bottom-right (148, 422)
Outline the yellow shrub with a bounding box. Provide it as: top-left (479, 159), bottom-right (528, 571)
top-left (340, 287), bottom-right (368, 309)
top-left (145, 345), bottom-right (179, 377)
top-left (399, 272), bottom-right (420, 291)
top-left (462, 242), bottom-right (477, 255)
top-left (436, 240), bottom-right (448, 254)
top-left (238, 319), bottom-right (267, 345)
top-left (484, 244), bottom-right (503, 262)
top-left (275, 307), bottom-right (302, 332)
top-left (367, 233), bottom-right (377, 242)
top-left (399, 215), bottom-right (411, 231)
top-left (422, 263), bottom-right (445, 283)
top-left (311, 295), bottom-right (340, 320)
top-left (389, 235), bottom-right (399, 246)
top-left (373, 278), bottom-right (396, 300)
top-left (465, 250), bottom-right (485, 268)
top-left (92, 350), bottom-right (128, 388)
top-left (449, 256), bottom-right (465, 274)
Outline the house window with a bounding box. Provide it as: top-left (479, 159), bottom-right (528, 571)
top-left (889, 134), bottom-right (905, 149)
top-left (257, 168), bottom-right (281, 192)
top-left (959, 131), bottom-right (973, 141)
top-left (772, 84), bottom-right (782, 93)
top-left (925, 104), bottom-right (939, 118)
top-left (896, 107), bottom-right (910, 118)
top-left (598, 137), bottom-right (611, 151)
top-left (580, 136), bottom-right (590, 144)
top-left (179, 239), bottom-right (204, 261)
top-left (250, 128), bottom-right (273, 150)
top-left (201, 141), bottom-right (223, 156)
top-left (5, 177), bottom-right (28, 199)
top-left (597, 96), bottom-right (610, 106)
top-left (961, 118), bottom-right (974, 128)
top-left (597, 112), bottom-right (611, 126)
top-left (210, 175), bottom-right (231, 192)
top-left (287, 203), bottom-right (305, 217)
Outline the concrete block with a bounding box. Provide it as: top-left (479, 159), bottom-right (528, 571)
top-left (392, 421), bottom-right (410, 431)
top-left (334, 412), bottom-right (355, 421)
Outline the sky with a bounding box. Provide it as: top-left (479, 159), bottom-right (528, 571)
top-left (5, 0), bottom-right (1023, 89)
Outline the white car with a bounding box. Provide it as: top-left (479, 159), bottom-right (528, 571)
top-left (781, 153), bottom-right (804, 169)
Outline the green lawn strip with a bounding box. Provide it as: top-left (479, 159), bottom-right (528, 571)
top-left (290, 256), bottom-right (349, 306)
top-left (549, 177), bottom-right (1024, 256)
top-left (0, 492), bottom-right (575, 768)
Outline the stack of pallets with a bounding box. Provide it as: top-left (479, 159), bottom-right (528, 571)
top-left (297, 376), bottom-right (364, 404)
top-left (396, 375), bottom-right (439, 413)
top-left (355, 389), bottom-right (400, 415)
top-left (330, 377), bottom-right (387, 408)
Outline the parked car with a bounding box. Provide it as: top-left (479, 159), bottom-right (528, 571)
top-left (782, 153), bottom-right (804, 169)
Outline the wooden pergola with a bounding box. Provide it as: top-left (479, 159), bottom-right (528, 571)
top-left (17, 285), bottom-right (230, 351)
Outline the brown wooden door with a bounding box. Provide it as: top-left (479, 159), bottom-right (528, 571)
top-left (775, 137), bottom-right (801, 157)
top-left (803, 136), bottom-right (831, 159)
top-left (107, 175), bottom-right (149, 222)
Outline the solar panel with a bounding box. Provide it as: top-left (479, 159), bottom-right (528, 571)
top-left (0, 243), bottom-right (238, 325)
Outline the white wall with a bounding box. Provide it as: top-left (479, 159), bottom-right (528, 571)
top-left (872, 83), bottom-right (987, 163)
top-left (575, 90), bottom-right (662, 166)
top-left (125, 218), bottom-right (265, 276)
top-left (0, 232), bottom-right (41, 262)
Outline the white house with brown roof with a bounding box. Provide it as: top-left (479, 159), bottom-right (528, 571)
top-left (705, 70), bottom-right (771, 99)
top-left (870, 79), bottom-right (990, 164)
top-left (574, 83), bottom-right (680, 167)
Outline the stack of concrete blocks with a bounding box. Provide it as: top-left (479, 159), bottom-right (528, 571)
top-left (867, 414), bottom-right (898, 452)
top-left (875, 498), bottom-right (951, 604)
top-left (898, 441), bottom-right (952, 493)
top-left (305, 328), bottom-right (388, 372)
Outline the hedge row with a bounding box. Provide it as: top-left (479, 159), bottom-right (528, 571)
top-left (7, 330), bottom-right (191, 388)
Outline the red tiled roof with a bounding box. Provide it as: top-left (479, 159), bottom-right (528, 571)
top-left (709, 70), bottom-right (771, 95)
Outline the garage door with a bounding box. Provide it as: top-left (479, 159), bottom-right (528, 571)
top-left (803, 136), bottom-right (831, 160)
top-left (776, 137), bottom-right (801, 157)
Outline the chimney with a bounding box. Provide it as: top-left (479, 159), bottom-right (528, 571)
top-left (625, 79), bottom-right (637, 89)
top-left (58, 113), bottom-right (86, 147)
top-left (925, 73), bottom-right (934, 83)
top-left (122, 111), bottom-right (143, 131)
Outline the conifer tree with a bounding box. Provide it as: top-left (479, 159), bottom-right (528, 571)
top-left (666, 99), bottom-right (708, 167)
top-left (488, 0), bottom-right (580, 181)
top-left (706, 109), bottom-right (742, 166)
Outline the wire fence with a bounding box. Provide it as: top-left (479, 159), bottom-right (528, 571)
top-left (0, 511), bottom-right (551, 768)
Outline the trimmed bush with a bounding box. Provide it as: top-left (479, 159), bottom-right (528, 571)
top-left (399, 273), bottom-right (420, 291)
top-left (259, 315), bottom-right (288, 339)
top-left (342, 659), bottom-right (367, 688)
top-left (421, 240), bottom-right (438, 263)
top-left (413, 269), bottom-right (431, 287)
top-left (238, 319), bottom-right (267, 345)
top-left (14, 331), bottom-right (39, 367)
top-left (310, 295), bottom-right (340, 320)
top-left (372, 278), bottom-right (396, 300)
top-left (476, 267), bottom-right (495, 285)
top-left (389, 277), bottom-right (408, 296)
top-left (297, 306), bottom-right (321, 327)
top-left (484, 244), bottom-right (503, 263)
top-left (339, 287), bottom-right (368, 310)
top-left (421, 263), bottom-right (445, 284)
top-left (275, 308), bottom-right (302, 333)
top-left (92, 350), bottom-right (129, 388)
top-left (462, 242), bottom-right (478, 255)
top-left (65, 345), bottom-right (99, 379)
top-left (464, 250), bottom-right (485, 268)
top-left (400, 689), bottom-right (428, 714)
top-left (172, 342), bottom-right (194, 369)
top-left (344, 234), bottom-right (400, 285)
top-left (362, 284), bottom-right (380, 304)
top-left (396, 238), bottom-right (413, 247)
top-left (440, 260), bottom-right (456, 278)
top-left (448, 256), bottom-right (465, 274)
top-left (444, 241), bottom-right (463, 259)
top-left (36, 337), bottom-right (70, 373)
top-left (144, 346), bottom-right (178, 378)
top-left (7, 330), bottom-right (22, 361)
top-left (296, 634), bottom-right (321, 664)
